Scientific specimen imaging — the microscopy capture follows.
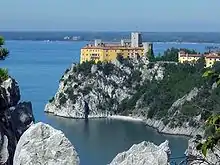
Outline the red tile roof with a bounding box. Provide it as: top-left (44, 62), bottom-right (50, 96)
top-left (179, 54), bottom-right (202, 57)
top-left (179, 51), bottom-right (220, 59)
top-left (82, 45), bottom-right (144, 50)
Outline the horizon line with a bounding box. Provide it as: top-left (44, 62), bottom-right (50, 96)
top-left (1, 30), bottom-right (220, 33)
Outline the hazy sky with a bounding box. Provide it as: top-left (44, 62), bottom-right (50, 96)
top-left (0, 0), bottom-right (219, 32)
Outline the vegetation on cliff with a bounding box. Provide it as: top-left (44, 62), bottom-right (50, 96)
top-left (0, 68), bottom-right (9, 83)
top-left (0, 36), bottom-right (9, 83)
top-left (194, 65), bottom-right (220, 160)
top-left (0, 36), bottom-right (9, 60)
top-left (119, 62), bottom-right (208, 125)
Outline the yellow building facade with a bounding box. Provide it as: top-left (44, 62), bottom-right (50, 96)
top-left (80, 46), bottom-right (145, 63)
top-left (80, 32), bottom-right (152, 63)
top-left (178, 51), bottom-right (220, 68)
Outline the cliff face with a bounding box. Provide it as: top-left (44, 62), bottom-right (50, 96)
top-left (45, 57), bottom-right (164, 118)
top-left (0, 78), bottom-right (35, 164)
top-left (45, 57), bottom-right (213, 136)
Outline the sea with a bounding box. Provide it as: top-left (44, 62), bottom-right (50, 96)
top-left (1, 40), bottom-right (220, 165)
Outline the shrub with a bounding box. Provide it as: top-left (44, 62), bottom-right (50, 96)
top-left (0, 68), bottom-right (9, 83)
top-left (59, 92), bottom-right (67, 105)
top-left (147, 109), bottom-right (155, 119)
top-left (64, 68), bottom-right (70, 74)
top-left (162, 118), bottom-right (170, 125)
top-left (131, 70), bottom-right (142, 82)
top-left (181, 104), bottom-right (198, 116)
top-left (49, 97), bottom-right (54, 103)
top-left (77, 61), bottom-right (95, 75)
top-left (80, 86), bottom-right (92, 96)
top-left (102, 62), bottom-right (115, 75)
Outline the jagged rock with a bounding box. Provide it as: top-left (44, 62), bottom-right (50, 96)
top-left (0, 134), bottom-right (9, 164)
top-left (10, 102), bottom-right (35, 139)
top-left (168, 87), bottom-right (199, 114)
top-left (0, 78), bottom-right (34, 164)
top-left (0, 87), bottom-right (8, 110)
top-left (109, 140), bottom-right (170, 165)
top-left (91, 64), bottom-right (98, 74)
top-left (1, 78), bottom-right (20, 107)
top-left (186, 138), bottom-right (220, 165)
top-left (13, 122), bottom-right (80, 165)
top-left (144, 118), bottom-right (203, 136)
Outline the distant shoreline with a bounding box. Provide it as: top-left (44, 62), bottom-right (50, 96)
top-left (5, 40), bottom-right (220, 44)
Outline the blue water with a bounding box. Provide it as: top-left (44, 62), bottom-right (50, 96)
top-left (0, 40), bottom-right (218, 165)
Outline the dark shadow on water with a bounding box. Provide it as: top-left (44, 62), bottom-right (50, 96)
top-left (83, 118), bottom-right (89, 137)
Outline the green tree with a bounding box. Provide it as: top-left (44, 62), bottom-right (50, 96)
top-left (0, 36), bottom-right (9, 60)
top-left (195, 56), bottom-right (206, 71)
top-left (0, 36), bottom-right (5, 46)
top-left (146, 48), bottom-right (155, 62)
top-left (0, 36), bottom-right (9, 83)
top-left (195, 69), bottom-right (220, 160)
top-left (0, 68), bottom-right (9, 83)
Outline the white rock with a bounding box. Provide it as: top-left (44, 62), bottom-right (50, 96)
top-left (13, 122), bottom-right (80, 165)
top-left (109, 140), bottom-right (170, 165)
top-left (91, 65), bottom-right (98, 74)
top-left (44, 59), bottom-right (164, 119)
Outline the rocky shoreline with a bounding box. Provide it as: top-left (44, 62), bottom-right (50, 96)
top-left (144, 118), bottom-right (204, 137)
top-left (45, 110), bottom-right (203, 138)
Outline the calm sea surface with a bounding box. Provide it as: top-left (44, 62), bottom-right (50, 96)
top-left (1, 40), bottom-right (219, 165)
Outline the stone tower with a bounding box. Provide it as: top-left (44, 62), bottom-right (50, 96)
top-left (131, 32), bottom-right (142, 48)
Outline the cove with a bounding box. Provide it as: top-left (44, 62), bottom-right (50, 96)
top-left (1, 40), bottom-right (216, 165)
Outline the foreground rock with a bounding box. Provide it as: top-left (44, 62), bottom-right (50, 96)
top-left (0, 78), bottom-right (34, 164)
top-left (14, 122), bottom-right (80, 165)
top-left (109, 140), bottom-right (170, 165)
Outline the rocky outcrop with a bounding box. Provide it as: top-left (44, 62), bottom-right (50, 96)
top-left (45, 57), bottom-right (211, 137)
top-left (144, 118), bottom-right (203, 137)
top-left (45, 57), bottom-right (164, 118)
top-left (186, 138), bottom-right (220, 165)
top-left (0, 78), bottom-right (34, 164)
top-left (13, 122), bottom-right (80, 165)
top-left (142, 87), bottom-right (204, 136)
top-left (109, 140), bottom-right (171, 165)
